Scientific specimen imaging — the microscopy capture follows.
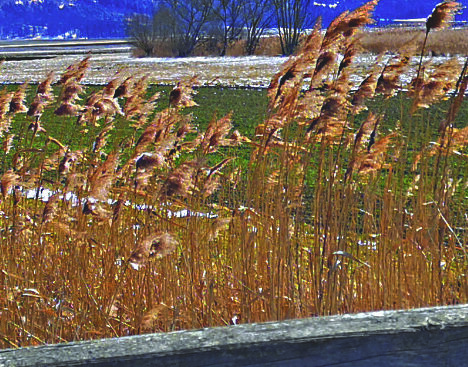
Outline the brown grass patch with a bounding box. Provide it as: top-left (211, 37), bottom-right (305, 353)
top-left (359, 27), bottom-right (468, 55)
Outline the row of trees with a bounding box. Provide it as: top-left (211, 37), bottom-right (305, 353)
top-left (125, 0), bottom-right (318, 57)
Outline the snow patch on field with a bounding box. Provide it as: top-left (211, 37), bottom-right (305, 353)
top-left (0, 51), bottom-right (465, 89)
top-left (0, 53), bottom-right (286, 87)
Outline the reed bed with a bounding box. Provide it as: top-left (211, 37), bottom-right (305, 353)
top-left (359, 27), bottom-right (468, 56)
top-left (0, 1), bottom-right (467, 349)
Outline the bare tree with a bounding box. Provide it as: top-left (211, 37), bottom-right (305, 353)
top-left (125, 13), bottom-right (158, 56)
top-left (161, 0), bottom-right (215, 57)
top-left (212, 0), bottom-right (244, 56)
top-left (242, 0), bottom-right (274, 55)
top-left (272, 0), bottom-right (315, 55)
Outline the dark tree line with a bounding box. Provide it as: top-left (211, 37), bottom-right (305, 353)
top-left (125, 0), bottom-right (319, 57)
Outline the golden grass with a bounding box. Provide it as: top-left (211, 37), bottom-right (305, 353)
top-left (0, 0), bottom-right (467, 349)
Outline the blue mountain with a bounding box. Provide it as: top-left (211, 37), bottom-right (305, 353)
top-left (0, 0), bottom-right (466, 40)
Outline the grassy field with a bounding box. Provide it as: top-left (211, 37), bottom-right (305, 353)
top-left (0, 0), bottom-right (466, 349)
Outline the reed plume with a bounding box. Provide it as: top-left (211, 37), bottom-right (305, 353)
top-left (9, 82), bottom-right (29, 114)
top-left (320, 0), bottom-right (378, 52)
top-left (2, 134), bottom-right (14, 155)
top-left (1, 169), bottom-right (19, 197)
top-left (42, 194), bottom-right (60, 224)
top-left (375, 54), bottom-right (411, 98)
top-left (351, 69), bottom-right (380, 114)
top-left (0, 92), bottom-right (13, 136)
top-left (129, 232), bottom-right (178, 267)
top-left (55, 79), bottom-right (84, 117)
top-left (58, 55), bottom-right (90, 85)
top-left (417, 2), bottom-right (462, 80)
top-left (440, 59), bottom-right (468, 132)
top-left (411, 58), bottom-right (461, 113)
top-left (37, 71), bottom-right (55, 98)
top-left (356, 133), bottom-right (397, 175)
top-left (161, 161), bottom-right (199, 198)
top-left (201, 113), bottom-right (233, 154)
top-left (426, 1), bottom-right (463, 32)
top-left (168, 78), bottom-right (198, 109)
top-left (269, 20), bottom-right (322, 106)
top-left (88, 152), bottom-right (119, 201)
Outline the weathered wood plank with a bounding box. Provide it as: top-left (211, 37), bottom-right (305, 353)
top-left (0, 304), bottom-right (467, 367)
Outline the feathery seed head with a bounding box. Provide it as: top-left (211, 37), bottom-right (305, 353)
top-left (426, 1), bottom-right (463, 33)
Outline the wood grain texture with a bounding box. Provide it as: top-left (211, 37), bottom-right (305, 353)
top-left (1, 304), bottom-right (467, 367)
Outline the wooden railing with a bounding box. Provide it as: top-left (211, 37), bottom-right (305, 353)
top-left (1, 304), bottom-right (467, 366)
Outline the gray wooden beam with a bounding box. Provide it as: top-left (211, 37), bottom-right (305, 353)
top-left (1, 304), bottom-right (467, 367)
